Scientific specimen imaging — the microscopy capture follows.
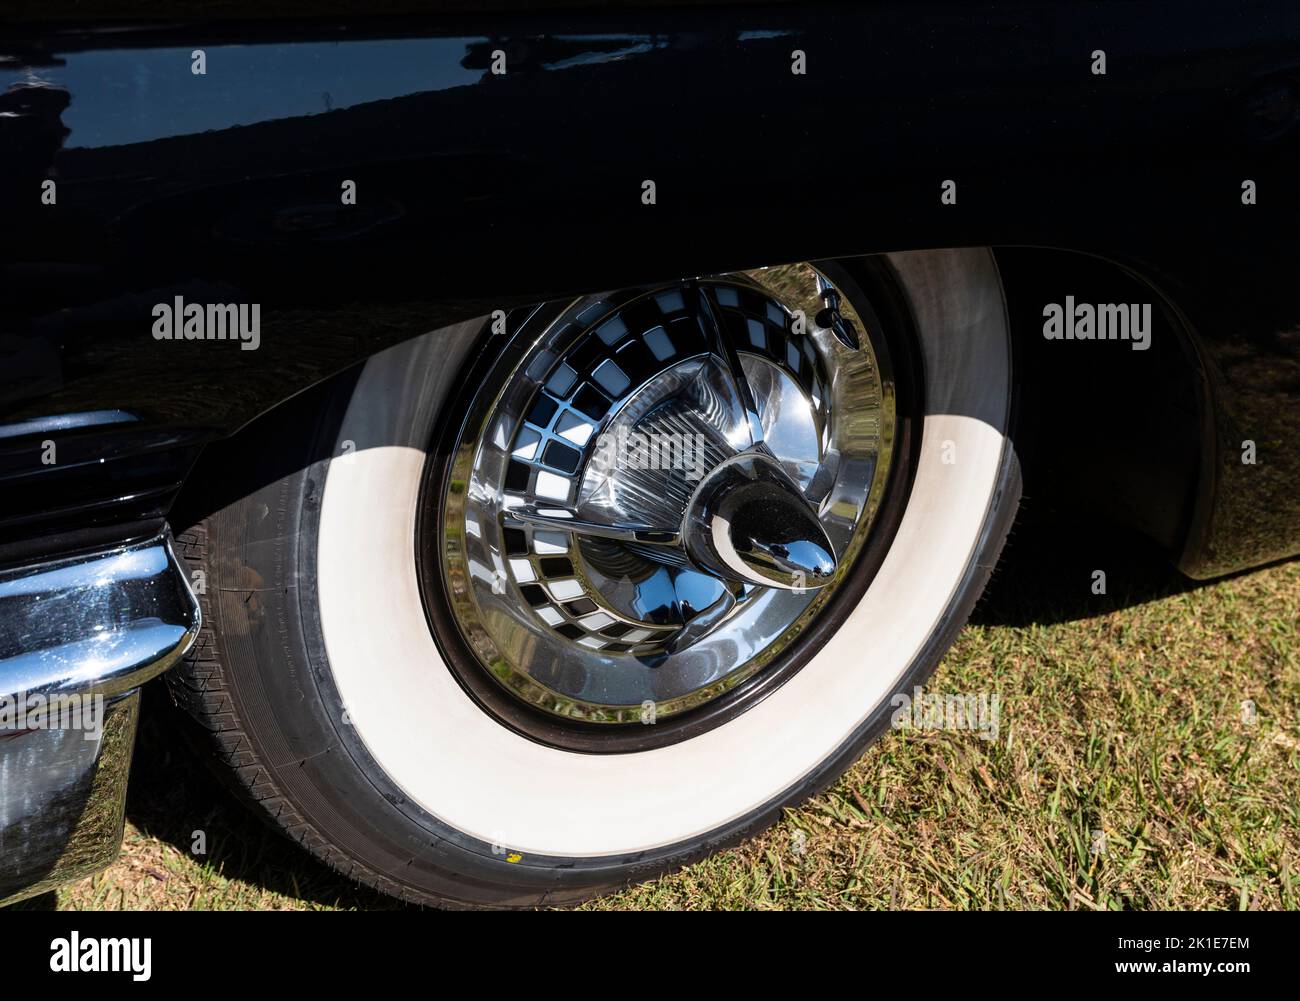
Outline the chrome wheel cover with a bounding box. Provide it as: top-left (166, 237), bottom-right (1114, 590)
top-left (439, 262), bottom-right (895, 724)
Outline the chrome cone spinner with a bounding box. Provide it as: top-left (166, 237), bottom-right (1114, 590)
top-left (441, 263), bottom-right (894, 723)
top-left (684, 452), bottom-right (837, 590)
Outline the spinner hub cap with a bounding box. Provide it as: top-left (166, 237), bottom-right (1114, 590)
top-left (438, 264), bottom-right (895, 725)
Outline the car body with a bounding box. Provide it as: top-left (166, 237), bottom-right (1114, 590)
top-left (1, 1), bottom-right (1298, 906)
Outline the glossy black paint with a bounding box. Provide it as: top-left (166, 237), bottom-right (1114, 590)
top-left (1, 2), bottom-right (1297, 577)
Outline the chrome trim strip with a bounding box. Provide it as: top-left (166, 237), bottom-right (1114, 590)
top-left (0, 532), bottom-right (200, 704)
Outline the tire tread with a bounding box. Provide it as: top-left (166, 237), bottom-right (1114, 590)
top-left (166, 523), bottom-right (451, 908)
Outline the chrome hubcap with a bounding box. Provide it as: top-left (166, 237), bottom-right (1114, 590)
top-left (440, 263), bottom-right (895, 724)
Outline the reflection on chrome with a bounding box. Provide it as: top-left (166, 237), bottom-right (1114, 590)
top-left (440, 263), bottom-right (894, 723)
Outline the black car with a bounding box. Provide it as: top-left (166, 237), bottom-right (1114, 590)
top-left (1, 1), bottom-right (1297, 908)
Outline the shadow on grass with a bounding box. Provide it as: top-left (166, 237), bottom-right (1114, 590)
top-left (5, 891), bottom-right (57, 911)
top-left (122, 691), bottom-right (416, 910)
top-left (969, 497), bottom-right (1202, 629)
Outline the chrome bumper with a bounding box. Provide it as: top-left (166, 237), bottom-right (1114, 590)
top-left (0, 532), bottom-right (199, 906)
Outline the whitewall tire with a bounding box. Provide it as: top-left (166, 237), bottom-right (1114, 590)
top-left (171, 248), bottom-right (1017, 907)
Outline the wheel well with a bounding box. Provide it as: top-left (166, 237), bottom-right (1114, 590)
top-left (994, 247), bottom-right (1206, 559)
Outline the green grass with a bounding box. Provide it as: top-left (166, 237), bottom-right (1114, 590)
top-left (13, 509), bottom-right (1299, 911)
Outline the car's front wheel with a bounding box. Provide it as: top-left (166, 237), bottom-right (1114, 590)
top-left (170, 248), bottom-right (1017, 908)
